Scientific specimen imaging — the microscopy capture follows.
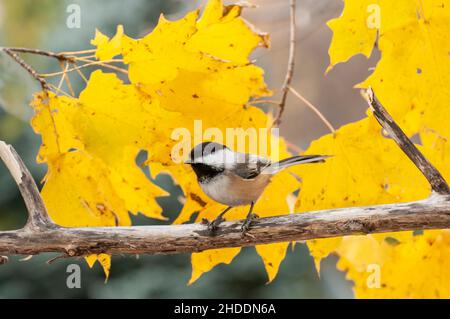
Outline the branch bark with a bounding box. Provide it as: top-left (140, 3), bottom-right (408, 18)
top-left (363, 88), bottom-right (450, 194)
top-left (0, 194), bottom-right (449, 256)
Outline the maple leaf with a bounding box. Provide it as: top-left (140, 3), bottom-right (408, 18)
top-left (302, 0), bottom-right (450, 297)
top-left (30, 0), bottom-right (296, 282)
top-left (26, 0), bottom-right (450, 293)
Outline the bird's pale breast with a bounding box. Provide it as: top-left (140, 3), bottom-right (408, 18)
top-left (200, 171), bottom-right (272, 206)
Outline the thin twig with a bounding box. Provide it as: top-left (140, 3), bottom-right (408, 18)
top-left (2, 48), bottom-right (51, 92)
top-left (48, 83), bottom-right (73, 98)
top-left (1, 47), bottom-right (74, 62)
top-left (73, 56), bottom-right (128, 74)
top-left (58, 49), bottom-right (96, 55)
top-left (72, 61), bottom-right (89, 84)
top-left (73, 57), bottom-right (124, 64)
top-left (289, 86), bottom-right (336, 134)
top-left (250, 100), bottom-right (281, 105)
top-left (57, 62), bottom-right (69, 90)
top-left (285, 139), bottom-right (304, 154)
top-left (40, 59), bottom-right (128, 77)
top-left (59, 60), bottom-right (75, 96)
top-left (76, 54), bottom-right (96, 59)
top-left (362, 88), bottom-right (450, 194)
top-left (2, 47), bottom-right (127, 86)
top-left (272, 0), bottom-right (296, 127)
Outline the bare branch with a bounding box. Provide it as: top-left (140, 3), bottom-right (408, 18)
top-left (40, 58), bottom-right (128, 77)
top-left (1, 47), bottom-right (74, 62)
top-left (288, 86), bottom-right (336, 134)
top-left (363, 88), bottom-right (450, 195)
top-left (272, 0), bottom-right (296, 127)
top-left (0, 141), bottom-right (55, 230)
top-left (0, 194), bottom-right (449, 257)
top-left (1, 47), bottom-right (128, 89)
top-left (2, 48), bottom-right (51, 92)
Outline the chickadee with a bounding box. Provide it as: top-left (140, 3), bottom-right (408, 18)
top-left (185, 142), bottom-right (329, 233)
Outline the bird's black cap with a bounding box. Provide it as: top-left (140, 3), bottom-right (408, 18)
top-left (186, 142), bottom-right (228, 163)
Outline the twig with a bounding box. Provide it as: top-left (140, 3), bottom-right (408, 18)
top-left (58, 49), bottom-right (96, 55)
top-left (40, 59), bottom-right (128, 77)
top-left (57, 62), bottom-right (69, 90)
top-left (1, 47), bottom-right (127, 89)
top-left (2, 48), bottom-right (50, 92)
top-left (272, 0), bottom-right (296, 127)
top-left (285, 139), bottom-right (304, 154)
top-left (1, 47), bottom-right (74, 62)
top-left (249, 100), bottom-right (281, 105)
top-left (48, 83), bottom-right (73, 98)
top-left (72, 61), bottom-right (89, 84)
top-left (362, 88), bottom-right (450, 194)
top-left (0, 141), bottom-right (55, 230)
top-left (59, 61), bottom-right (75, 96)
top-left (289, 86), bottom-right (336, 134)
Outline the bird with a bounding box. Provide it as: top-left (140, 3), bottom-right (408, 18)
top-left (185, 141), bottom-right (330, 233)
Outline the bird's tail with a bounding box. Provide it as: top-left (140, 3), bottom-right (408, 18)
top-left (263, 155), bottom-right (331, 174)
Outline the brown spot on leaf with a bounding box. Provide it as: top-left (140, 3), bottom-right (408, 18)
top-left (190, 193), bottom-right (207, 207)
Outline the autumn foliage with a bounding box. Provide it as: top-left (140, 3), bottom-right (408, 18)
top-left (25, 0), bottom-right (450, 298)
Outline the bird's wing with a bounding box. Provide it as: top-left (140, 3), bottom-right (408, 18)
top-left (233, 153), bottom-right (271, 179)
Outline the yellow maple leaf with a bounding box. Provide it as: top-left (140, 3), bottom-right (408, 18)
top-left (31, 0), bottom-right (298, 282)
top-left (336, 230), bottom-right (450, 298)
top-left (313, 0), bottom-right (450, 297)
top-left (91, 25), bottom-right (124, 61)
top-left (326, 0), bottom-right (377, 72)
top-left (292, 115), bottom-right (430, 272)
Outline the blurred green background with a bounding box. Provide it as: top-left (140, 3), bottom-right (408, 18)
top-left (0, 0), bottom-right (360, 298)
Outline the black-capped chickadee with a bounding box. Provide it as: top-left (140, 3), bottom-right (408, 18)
top-left (185, 142), bottom-right (329, 233)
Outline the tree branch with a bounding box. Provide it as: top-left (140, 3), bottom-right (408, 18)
top-left (272, 0), bottom-right (296, 126)
top-left (0, 141), bottom-right (55, 230)
top-left (1, 47), bottom-right (74, 62)
top-left (2, 48), bottom-right (51, 92)
top-left (0, 194), bottom-right (449, 256)
top-left (288, 85), bottom-right (336, 134)
top-left (363, 88), bottom-right (450, 194)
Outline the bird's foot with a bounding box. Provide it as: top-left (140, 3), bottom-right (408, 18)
top-left (241, 213), bottom-right (259, 236)
top-left (201, 215), bottom-right (225, 234)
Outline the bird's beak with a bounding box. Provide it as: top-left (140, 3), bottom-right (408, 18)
top-left (184, 159), bottom-right (192, 165)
